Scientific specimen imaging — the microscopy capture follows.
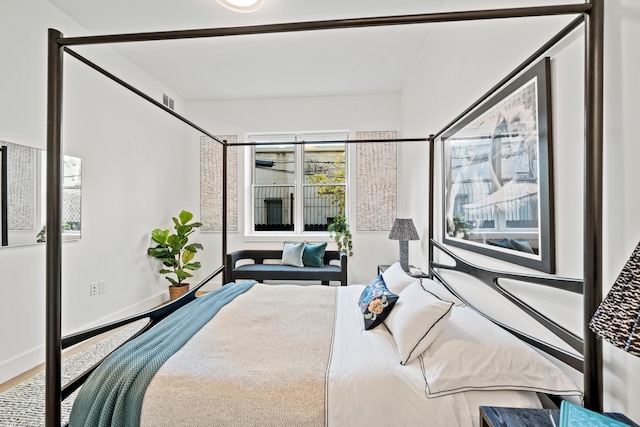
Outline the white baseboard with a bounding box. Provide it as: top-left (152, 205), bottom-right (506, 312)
top-left (0, 347), bottom-right (45, 386)
top-left (0, 292), bottom-right (166, 386)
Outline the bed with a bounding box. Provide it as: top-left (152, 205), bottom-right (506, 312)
top-left (45, 2), bottom-right (605, 426)
top-left (68, 267), bottom-right (582, 427)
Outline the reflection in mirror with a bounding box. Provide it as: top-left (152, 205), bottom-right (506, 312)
top-left (0, 140), bottom-right (81, 247)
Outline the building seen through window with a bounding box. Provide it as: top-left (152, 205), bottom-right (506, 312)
top-left (251, 132), bottom-right (347, 233)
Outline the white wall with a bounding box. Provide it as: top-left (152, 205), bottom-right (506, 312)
top-left (187, 93), bottom-right (402, 287)
top-left (0, 0), bottom-right (201, 384)
top-left (3, 1), bottom-right (639, 422)
top-left (400, 1), bottom-right (640, 422)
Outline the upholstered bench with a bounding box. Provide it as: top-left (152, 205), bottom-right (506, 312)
top-left (225, 249), bottom-right (347, 286)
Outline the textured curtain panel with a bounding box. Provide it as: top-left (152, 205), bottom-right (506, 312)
top-left (200, 135), bottom-right (238, 232)
top-left (355, 131), bottom-right (397, 231)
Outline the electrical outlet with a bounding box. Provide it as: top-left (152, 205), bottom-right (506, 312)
top-left (89, 283), bottom-right (98, 296)
top-left (99, 280), bottom-right (107, 294)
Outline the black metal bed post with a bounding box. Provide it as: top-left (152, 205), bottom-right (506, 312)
top-left (428, 135), bottom-right (435, 278)
top-left (1, 145), bottom-right (7, 246)
top-left (583, 0), bottom-right (604, 412)
top-left (45, 28), bottom-right (64, 427)
top-left (222, 140), bottom-right (228, 283)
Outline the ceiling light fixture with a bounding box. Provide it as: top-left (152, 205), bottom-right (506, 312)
top-left (216, 0), bottom-right (265, 13)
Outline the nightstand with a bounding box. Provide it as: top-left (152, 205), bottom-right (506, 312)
top-left (479, 406), bottom-right (639, 427)
top-left (377, 264), bottom-right (429, 278)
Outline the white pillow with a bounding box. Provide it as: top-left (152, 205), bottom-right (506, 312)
top-left (421, 278), bottom-right (465, 307)
top-left (281, 241), bottom-right (305, 267)
top-left (382, 262), bottom-right (417, 294)
top-left (384, 282), bottom-right (454, 365)
top-left (420, 304), bottom-right (583, 398)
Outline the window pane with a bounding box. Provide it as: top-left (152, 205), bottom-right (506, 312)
top-left (303, 184), bottom-right (345, 231)
top-left (304, 142), bottom-right (346, 185)
top-left (254, 185), bottom-right (294, 231)
top-left (254, 144), bottom-right (295, 186)
top-left (304, 142), bottom-right (346, 230)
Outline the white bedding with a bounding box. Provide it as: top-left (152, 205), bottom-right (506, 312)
top-left (328, 285), bottom-right (542, 427)
top-left (139, 282), bottom-right (545, 427)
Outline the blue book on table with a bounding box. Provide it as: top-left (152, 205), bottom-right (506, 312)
top-left (560, 401), bottom-right (630, 427)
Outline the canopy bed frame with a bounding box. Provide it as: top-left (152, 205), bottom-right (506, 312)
top-left (45, 1), bottom-right (604, 426)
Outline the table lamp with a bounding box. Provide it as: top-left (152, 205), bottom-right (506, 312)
top-left (589, 241), bottom-right (640, 357)
top-left (388, 218), bottom-right (419, 272)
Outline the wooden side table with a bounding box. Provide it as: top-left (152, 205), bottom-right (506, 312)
top-left (480, 406), bottom-right (639, 427)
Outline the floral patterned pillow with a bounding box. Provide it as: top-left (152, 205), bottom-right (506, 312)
top-left (358, 275), bottom-right (399, 330)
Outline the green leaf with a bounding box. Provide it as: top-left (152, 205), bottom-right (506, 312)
top-left (166, 277), bottom-right (178, 286)
top-left (147, 247), bottom-right (170, 258)
top-left (182, 250), bottom-right (195, 264)
top-left (175, 270), bottom-right (192, 281)
top-left (167, 234), bottom-right (188, 251)
top-left (176, 224), bottom-right (192, 236)
top-left (190, 222), bottom-right (203, 228)
top-left (185, 243), bottom-right (203, 252)
top-left (179, 210), bottom-right (193, 225)
top-left (161, 259), bottom-right (179, 268)
top-left (151, 229), bottom-right (169, 245)
top-left (159, 268), bottom-right (173, 274)
top-left (183, 261), bottom-right (201, 271)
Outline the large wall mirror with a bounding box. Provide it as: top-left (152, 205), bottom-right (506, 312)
top-left (0, 140), bottom-right (81, 247)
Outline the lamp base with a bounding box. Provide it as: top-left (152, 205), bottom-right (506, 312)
top-left (399, 240), bottom-right (409, 272)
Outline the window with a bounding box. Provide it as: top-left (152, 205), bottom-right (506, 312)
top-left (250, 131), bottom-right (347, 234)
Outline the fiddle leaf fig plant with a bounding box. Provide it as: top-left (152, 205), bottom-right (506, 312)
top-left (328, 215), bottom-right (353, 257)
top-left (147, 210), bottom-right (204, 287)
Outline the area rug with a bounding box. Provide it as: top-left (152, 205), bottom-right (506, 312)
top-left (0, 320), bottom-right (146, 427)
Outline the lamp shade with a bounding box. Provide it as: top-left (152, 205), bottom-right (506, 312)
top-left (589, 241), bottom-right (640, 357)
top-left (388, 218), bottom-right (419, 241)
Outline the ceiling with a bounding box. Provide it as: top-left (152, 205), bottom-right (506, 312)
top-left (47, 0), bottom-right (580, 101)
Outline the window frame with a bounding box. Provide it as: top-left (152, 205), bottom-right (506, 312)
top-left (245, 130), bottom-right (349, 238)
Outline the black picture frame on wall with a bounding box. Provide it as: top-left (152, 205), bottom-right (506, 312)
top-left (441, 56), bottom-right (555, 273)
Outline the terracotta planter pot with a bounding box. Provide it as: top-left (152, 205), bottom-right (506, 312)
top-left (168, 284), bottom-right (190, 301)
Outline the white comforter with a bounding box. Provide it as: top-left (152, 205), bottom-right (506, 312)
top-left (328, 285), bottom-right (541, 427)
top-left (140, 283), bottom-right (542, 427)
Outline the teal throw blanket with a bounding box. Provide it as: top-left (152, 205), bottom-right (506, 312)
top-left (69, 280), bottom-right (256, 427)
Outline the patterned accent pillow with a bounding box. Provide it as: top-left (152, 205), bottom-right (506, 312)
top-left (358, 275), bottom-right (399, 330)
top-left (302, 241), bottom-right (327, 268)
top-left (281, 242), bottom-right (305, 267)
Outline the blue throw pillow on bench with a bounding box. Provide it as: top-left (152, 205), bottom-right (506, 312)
top-left (302, 241), bottom-right (327, 268)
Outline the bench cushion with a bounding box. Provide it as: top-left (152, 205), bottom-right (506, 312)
top-left (226, 249), bottom-right (347, 286)
top-left (233, 263), bottom-right (341, 281)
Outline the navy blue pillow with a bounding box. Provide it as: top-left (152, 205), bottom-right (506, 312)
top-left (358, 275), bottom-right (399, 330)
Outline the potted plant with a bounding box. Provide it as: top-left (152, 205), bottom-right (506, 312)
top-left (328, 215), bottom-right (353, 257)
top-left (147, 210), bottom-right (204, 300)
top-left (452, 214), bottom-right (472, 240)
